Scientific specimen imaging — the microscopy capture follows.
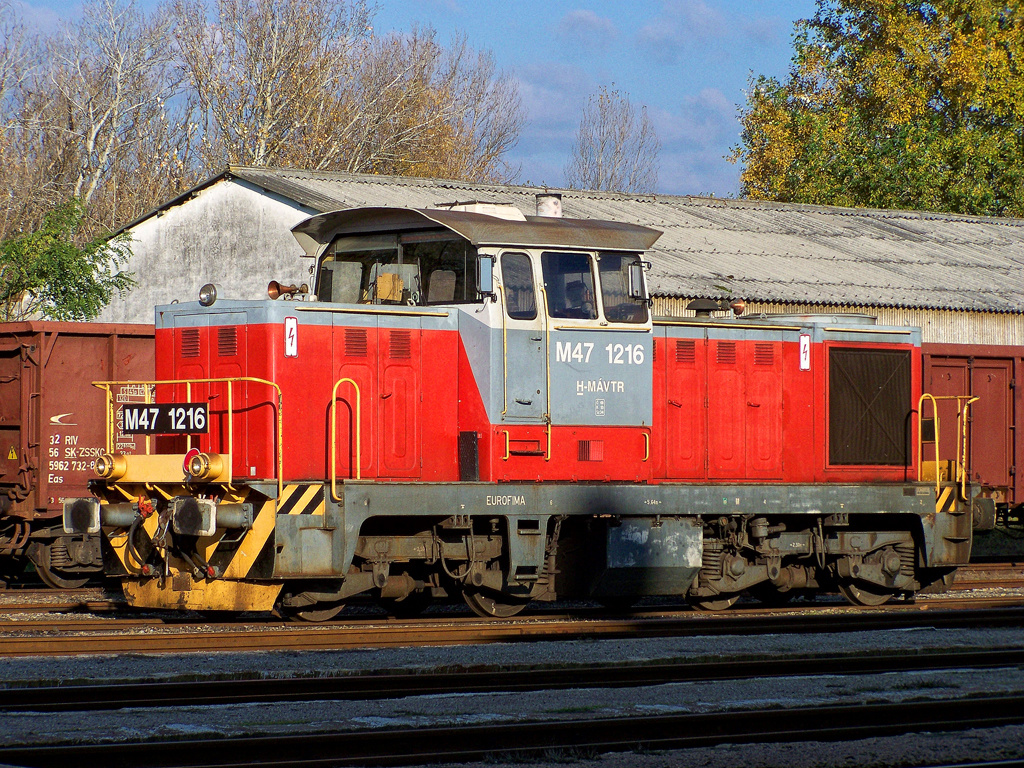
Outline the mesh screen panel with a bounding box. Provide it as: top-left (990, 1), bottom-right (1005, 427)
top-left (829, 348), bottom-right (911, 466)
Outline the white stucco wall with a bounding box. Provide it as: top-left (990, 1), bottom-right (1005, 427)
top-left (96, 179), bottom-right (317, 324)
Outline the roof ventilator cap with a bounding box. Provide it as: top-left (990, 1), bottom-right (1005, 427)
top-left (536, 193), bottom-right (563, 218)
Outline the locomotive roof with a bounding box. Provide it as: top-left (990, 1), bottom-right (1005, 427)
top-left (291, 206), bottom-right (663, 256)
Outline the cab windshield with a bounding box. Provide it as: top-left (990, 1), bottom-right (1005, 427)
top-left (540, 250), bottom-right (647, 323)
top-left (316, 233), bottom-right (479, 306)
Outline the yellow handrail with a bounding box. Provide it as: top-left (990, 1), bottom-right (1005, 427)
top-left (330, 377), bottom-right (362, 501)
top-left (959, 396), bottom-right (979, 500)
top-left (94, 377), bottom-right (284, 498)
top-left (917, 392), bottom-right (979, 501)
top-left (917, 393), bottom-right (941, 500)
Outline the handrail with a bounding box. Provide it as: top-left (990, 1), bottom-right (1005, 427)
top-left (94, 377), bottom-right (284, 498)
top-left (917, 393), bottom-right (941, 500)
top-left (498, 281), bottom-right (509, 419)
top-left (540, 285), bottom-right (552, 462)
top-left (917, 393), bottom-right (979, 501)
top-left (293, 306), bottom-right (449, 318)
top-left (959, 396), bottom-right (980, 500)
top-left (330, 377), bottom-right (362, 501)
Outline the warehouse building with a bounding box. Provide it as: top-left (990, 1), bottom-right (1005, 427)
top-left (107, 166), bottom-right (1024, 508)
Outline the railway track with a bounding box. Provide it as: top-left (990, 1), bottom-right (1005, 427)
top-left (0, 670), bottom-right (1022, 767)
top-left (1, 599), bottom-right (1024, 656)
top-left (2, 646), bottom-right (1022, 712)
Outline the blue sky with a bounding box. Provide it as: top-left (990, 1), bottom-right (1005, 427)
top-left (22, 0), bottom-right (820, 197)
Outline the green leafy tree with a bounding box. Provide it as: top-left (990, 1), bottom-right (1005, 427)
top-left (732, 1), bottom-right (1024, 217)
top-left (0, 199), bottom-right (134, 321)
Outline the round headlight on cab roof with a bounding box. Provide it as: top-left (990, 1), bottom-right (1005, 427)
top-left (198, 283), bottom-right (220, 307)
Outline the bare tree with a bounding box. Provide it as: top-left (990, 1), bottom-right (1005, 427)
top-left (565, 86), bottom-right (660, 194)
top-left (0, 3), bottom-right (42, 238)
top-left (174, 1), bottom-right (523, 183)
top-left (43, 0), bottom-right (181, 207)
top-left (173, 0), bottom-right (373, 169)
top-left (0, 2), bottom-right (29, 109)
top-left (0, 0), bottom-right (526, 242)
top-left (340, 28), bottom-right (523, 182)
top-left (0, 0), bottom-right (187, 237)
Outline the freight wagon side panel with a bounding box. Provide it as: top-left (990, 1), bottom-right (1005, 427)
top-left (923, 346), bottom-right (1019, 505)
top-left (0, 323), bottom-right (154, 518)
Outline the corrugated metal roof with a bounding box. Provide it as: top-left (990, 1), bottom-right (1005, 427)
top-left (164, 166), bottom-right (1024, 313)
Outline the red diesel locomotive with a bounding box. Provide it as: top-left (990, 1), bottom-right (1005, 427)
top-left (64, 204), bottom-right (974, 617)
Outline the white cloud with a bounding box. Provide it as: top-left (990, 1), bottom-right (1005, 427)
top-left (514, 61), bottom-right (595, 134)
top-left (636, 0), bottom-right (782, 66)
top-left (646, 88), bottom-right (741, 196)
top-left (554, 9), bottom-right (618, 52)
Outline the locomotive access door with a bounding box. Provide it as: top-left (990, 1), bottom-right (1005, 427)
top-left (332, 316), bottom-right (423, 480)
top-left (499, 251), bottom-right (547, 423)
top-left (377, 320), bottom-right (422, 477)
top-left (663, 329), bottom-right (783, 480)
top-left (665, 334), bottom-right (706, 479)
top-left (706, 331), bottom-right (784, 480)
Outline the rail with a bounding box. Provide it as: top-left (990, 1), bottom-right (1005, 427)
top-left (330, 377), bottom-right (362, 500)
top-left (93, 377), bottom-right (284, 498)
top-left (917, 393), bottom-right (979, 501)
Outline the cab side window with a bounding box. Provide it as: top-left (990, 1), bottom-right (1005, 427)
top-left (542, 251), bottom-right (596, 320)
top-left (598, 252), bottom-right (649, 323)
top-left (501, 252), bottom-right (537, 320)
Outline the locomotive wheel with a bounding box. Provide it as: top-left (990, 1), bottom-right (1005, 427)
top-left (463, 589), bottom-right (529, 618)
top-left (36, 563), bottom-right (90, 590)
top-left (836, 580), bottom-right (896, 607)
top-left (687, 593), bottom-right (740, 612)
top-left (33, 542), bottom-right (90, 590)
top-left (289, 602), bottom-right (346, 622)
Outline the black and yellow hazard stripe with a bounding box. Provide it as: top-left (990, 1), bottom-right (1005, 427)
top-left (276, 483), bottom-right (326, 516)
top-left (935, 484), bottom-right (956, 514)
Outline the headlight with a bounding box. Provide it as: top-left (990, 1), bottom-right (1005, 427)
top-left (198, 283), bottom-right (220, 306)
top-left (95, 453), bottom-right (127, 480)
top-left (186, 452), bottom-right (224, 481)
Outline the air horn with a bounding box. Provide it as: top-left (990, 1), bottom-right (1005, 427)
top-left (267, 281), bottom-right (309, 300)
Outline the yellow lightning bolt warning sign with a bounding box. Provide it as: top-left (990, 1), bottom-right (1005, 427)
top-left (7, 447), bottom-right (16, 460)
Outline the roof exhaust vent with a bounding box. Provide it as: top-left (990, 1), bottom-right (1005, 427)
top-left (434, 200), bottom-right (526, 221)
top-left (687, 299), bottom-right (721, 318)
top-left (536, 193), bottom-right (562, 218)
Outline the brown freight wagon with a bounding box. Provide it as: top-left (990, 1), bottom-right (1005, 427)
top-left (0, 322), bottom-right (154, 587)
top-left (923, 343), bottom-right (1022, 527)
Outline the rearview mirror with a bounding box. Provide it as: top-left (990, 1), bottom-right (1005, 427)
top-left (477, 256), bottom-right (495, 298)
top-left (628, 261), bottom-right (649, 302)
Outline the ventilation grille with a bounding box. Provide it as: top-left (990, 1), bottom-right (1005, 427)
top-left (716, 341), bottom-right (736, 365)
top-left (390, 330), bottom-right (411, 359)
top-left (181, 328), bottom-right (200, 359)
top-left (345, 328), bottom-right (368, 357)
top-left (675, 339), bottom-right (696, 363)
top-left (217, 327), bottom-right (238, 357)
top-left (577, 440), bottom-right (605, 462)
top-left (754, 342), bottom-right (774, 365)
